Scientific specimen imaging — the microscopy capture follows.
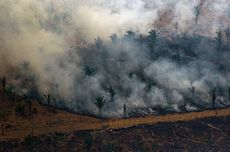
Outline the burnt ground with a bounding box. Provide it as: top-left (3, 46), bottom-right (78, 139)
top-left (1, 116), bottom-right (230, 152)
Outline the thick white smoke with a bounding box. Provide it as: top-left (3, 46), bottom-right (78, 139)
top-left (1, 0), bottom-right (230, 117)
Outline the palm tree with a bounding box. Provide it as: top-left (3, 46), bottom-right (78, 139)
top-left (225, 27), bottom-right (230, 44)
top-left (125, 31), bottom-right (135, 39)
top-left (194, 6), bottom-right (201, 24)
top-left (188, 84), bottom-right (196, 97)
top-left (147, 29), bottom-right (159, 59)
top-left (21, 61), bottom-right (30, 70)
top-left (194, 0), bottom-right (206, 24)
top-left (138, 34), bottom-right (144, 44)
top-left (215, 31), bottom-right (223, 51)
top-left (107, 86), bottom-right (116, 102)
top-left (95, 36), bottom-right (103, 49)
top-left (95, 96), bottom-right (106, 117)
top-left (109, 33), bottom-right (118, 43)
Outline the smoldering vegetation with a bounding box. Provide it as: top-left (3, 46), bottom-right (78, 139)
top-left (1, 0), bottom-right (230, 117)
top-left (2, 29), bottom-right (230, 117)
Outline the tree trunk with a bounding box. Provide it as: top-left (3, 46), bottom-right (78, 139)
top-left (0, 93), bottom-right (3, 102)
top-left (1, 124), bottom-right (4, 136)
top-left (212, 89), bottom-right (216, 109)
top-left (99, 109), bottom-right (101, 118)
top-left (29, 101), bottom-right (32, 116)
top-left (228, 87), bottom-right (230, 102)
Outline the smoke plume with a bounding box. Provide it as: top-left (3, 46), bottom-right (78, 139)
top-left (1, 0), bottom-right (230, 117)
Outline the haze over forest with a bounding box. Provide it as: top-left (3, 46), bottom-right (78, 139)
top-left (1, 0), bottom-right (230, 117)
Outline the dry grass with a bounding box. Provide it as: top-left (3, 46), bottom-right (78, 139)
top-left (1, 99), bottom-right (230, 141)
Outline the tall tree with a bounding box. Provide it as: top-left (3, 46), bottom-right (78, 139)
top-left (123, 104), bottom-right (127, 118)
top-left (109, 33), bottom-right (118, 43)
top-left (225, 27), bottom-right (230, 44)
top-left (95, 36), bottom-right (103, 49)
top-left (194, 0), bottom-right (206, 24)
top-left (107, 86), bottom-right (116, 102)
top-left (215, 31), bottom-right (223, 51)
top-left (125, 31), bottom-right (135, 39)
top-left (147, 29), bottom-right (160, 59)
top-left (211, 88), bottom-right (216, 109)
top-left (95, 96), bottom-right (106, 117)
top-left (188, 84), bottom-right (196, 97)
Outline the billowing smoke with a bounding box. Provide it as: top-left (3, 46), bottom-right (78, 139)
top-left (1, 0), bottom-right (230, 117)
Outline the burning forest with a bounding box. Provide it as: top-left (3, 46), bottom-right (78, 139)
top-left (0, 0), bottom-right (230, 118)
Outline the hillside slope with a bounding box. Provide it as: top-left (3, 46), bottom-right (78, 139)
top-left (1, 100), bottom-right (230, 141)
